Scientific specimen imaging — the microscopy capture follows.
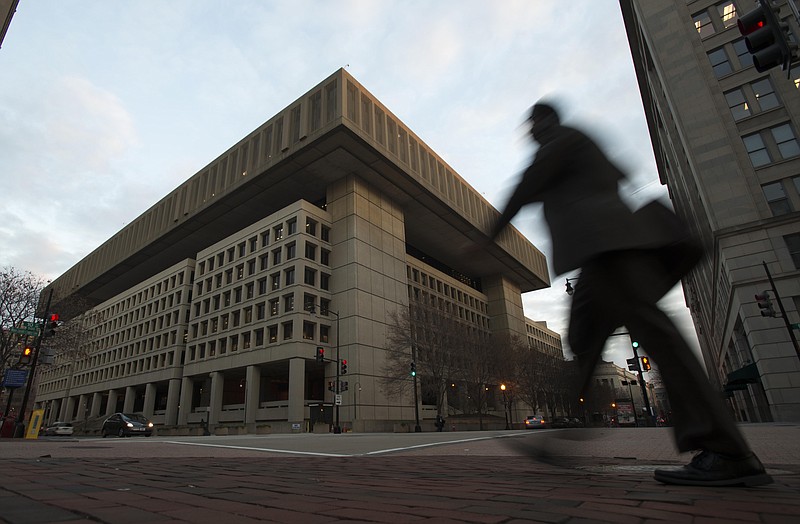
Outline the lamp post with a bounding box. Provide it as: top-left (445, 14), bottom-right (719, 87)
top-left (565, 277), bottom-right (579, 296)
top-left (410, 344), bottom-right (421, 432)
top-left (308, 304), bottom-right (341, 434)
top-left (500, 384), bottom-right (509, 429)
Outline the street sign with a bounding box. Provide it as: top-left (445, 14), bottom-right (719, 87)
top-left (22, 321), bottom-right (41, 331)
top-left (335, 394), bottom-right (342, 406)
top-left (10, 321), bottom-right (40, 337)
top-left (1, 369), bottom-right (29, 388)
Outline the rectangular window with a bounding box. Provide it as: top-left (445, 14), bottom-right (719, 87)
top-left (320, 273), bottom-right (330, 291)
top-left (763, 181), bottom-right (793, 215)
top-left (304, 267), bottom-right (316, 286)
top-left (271, 272), bottom-right (280, 290)
top-left (743, 133), bottom-right (771, 167)
top-left (258, 277), bottom-right (268, 295)
top-left (694, 11), bottom-right (715, 38)
top-left (255, 328), bottom-right (264, 346)
top-left (303, 321), bottom-right (315, 340)
top-left (260, 231), bottom-right (270, 247)
top-left (771, 123), bottom-right (800, 159)
top-left (269, 325), bottom-right (278, 343)
top-left (305, 242), bottom-right (317, 260)
top-left (287, 218), bottom-right (297, 235)
top-left (285, 267), bottom-right (295, 286)
top-left (753, 78), bottom-right (779, 111)
top-left (282, 321), bottom-right (293, 340)
top-left (320, 324), bottom-right (330, 344)
top-left (321, 225), bottom-right (330, 242)
top-left (320, 249), bottom-right (330, 266)
top-left (274, 224), bottom-right (284, 241)
top-left (709, 47), bottom-right (733, 78)
top-left (306, 219), bottom-right (317, 235)
top-left (284, 294), bottom-right (295, 312)
top-left (717, 2), bottom-right (737, 29)
top-left (259, 254), bottom-right (269, 271)
top-left (732, 39), bottom-right (753, 69)
top-left (725, 88), bottom-right (750, 121)
top-left (256, 302), bottom-right (266, 320)
top-left (286, 242), bottom-right (296, 260)
top-left (784, 233), bottom-right (800, 268)
top-left (270, 298), bottom-right (279, 316)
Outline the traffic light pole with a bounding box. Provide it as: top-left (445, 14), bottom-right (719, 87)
top-left (631, 343), bottom-right (655, 427)
top-left (14, 288), bottom-right (53, 438)
top-left (762, 261), bottom-right (800, 360)
top-left (411, 344), bottom-right (421, 432)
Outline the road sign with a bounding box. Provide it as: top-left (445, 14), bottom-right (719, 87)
top-left (9, 327), bottom-right (38, 336)
top-left (1, 369), bottom-right (29, 388)
top-left (335, 394), bottom-right (342, 406)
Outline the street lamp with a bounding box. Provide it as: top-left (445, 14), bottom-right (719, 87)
top-left (565, 277), bottom-right (579, 296)
top-left (500, 384), bottom-right (509, 429)
top-left (307, 304), bottom-right (342, 434)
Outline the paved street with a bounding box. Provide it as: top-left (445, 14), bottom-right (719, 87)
top-left (1, 424), bottom-right (798, 523)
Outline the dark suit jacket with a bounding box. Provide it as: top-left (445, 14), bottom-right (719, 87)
top-left (491, 123), bottom-right (699, 283)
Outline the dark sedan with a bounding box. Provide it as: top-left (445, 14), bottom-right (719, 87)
top-left (101, 413), bottom-right (154, 437)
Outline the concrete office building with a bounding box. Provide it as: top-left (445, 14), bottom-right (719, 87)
top-left (34, 69), bottom-right (553, 433)
top-left (621, 0), bottom-right (800, 422)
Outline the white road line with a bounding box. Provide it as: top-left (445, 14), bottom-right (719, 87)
top-left (364, 432), bottom-right (520, 455)
top-left (162, 440), bottom-right (350, 457)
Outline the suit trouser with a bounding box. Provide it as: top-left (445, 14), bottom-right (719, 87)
top-left (567, 250), bottom-right (751, 457)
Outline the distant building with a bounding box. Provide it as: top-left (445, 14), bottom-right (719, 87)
top-left (621, 0), bottom-right (800, 422)
top-left (35, 69), bottom-right (554, 433)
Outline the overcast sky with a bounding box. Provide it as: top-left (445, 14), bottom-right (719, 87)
top-left (0, 0), bottom-right (701, 369)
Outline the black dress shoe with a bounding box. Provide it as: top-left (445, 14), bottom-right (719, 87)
top-left (654, 450), bottom-right (774, 487)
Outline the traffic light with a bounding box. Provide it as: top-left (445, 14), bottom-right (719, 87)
top-left (316, 346), bottom-right (325, 363)
top-left (738, 0), bottom-right (794, 73)
top-left (19, 346), bottom-right (33, 366)
top-left (341, 381), bottom-right (349, 392)
top-left (641, 356), bottom-right (652, 372)
top-left (340, 359), bottom-right (347, 375)
top-left (627, 357), bottom-right (640, 372)
top-left (45, 313), bottom-right (60, 337)
top-left (631, 341), bottom-right (639, 349)
top-left (755, 290), bottom-right (777, 317)
top-left (410, 361), bottom-right (416, 377)
top-left (328, 380), bottom-right (336, 392)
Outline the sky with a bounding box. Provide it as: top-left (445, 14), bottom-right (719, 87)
top-left (0, 0), bottom-right (702, 370)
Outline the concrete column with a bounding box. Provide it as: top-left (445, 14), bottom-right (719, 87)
top-left (165, 378), bottom-right (181, 426)
top-left (76, 394), bottom-right (87, 422)
top-left (106, 389), bottom-right (118, 416)
top-left (61, 396), bottom-right (75, 421)
top-left (288, 358), bottom-right (305, 426)
top-left (143, 383), bottom-right (157, 418)
top-left (177, 376), bottom-right (193, 425)
top-left (123, 386), bottom-right (136, 413)
top-left (245, 365), bottom-right (261, 431)
top-left (208, 372), bottom-right (224, 429)
top-left (90, 392), bottom-right (102, 418)
top-left (48, 399), bottom-right (60, 425)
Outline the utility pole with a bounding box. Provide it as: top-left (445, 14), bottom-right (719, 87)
top-left (14, 289), bottom-right (53, 438)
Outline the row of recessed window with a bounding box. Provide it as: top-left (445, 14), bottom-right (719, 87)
top-left (191, 265), bottom-right (331, 320)
top-left (195, 241), bottom-right (329, 297)
top-left (97, 271), bottom-right (188, 321)
top-left (187, 318), bottom-right (331, 362)
top-left (196, 217), bottom-right (330, 278)
top-left (190, 292), bottom-right (332, 340)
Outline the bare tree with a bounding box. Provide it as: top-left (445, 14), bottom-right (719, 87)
top-left (382, 300), bottom-right (461, 417)
top-left (0, 267), bottom-right (45, 374)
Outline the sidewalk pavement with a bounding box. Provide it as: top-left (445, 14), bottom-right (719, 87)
top-left (1, 426), bottom-right (799, 523)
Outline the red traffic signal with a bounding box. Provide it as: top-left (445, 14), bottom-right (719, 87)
top-left (340, 359), bottom-right (348, 375)
top-left (737, 0), bottom-right (792, 72)
top-left (316, 346), bottom-right (325, 363)
top-left (45, 313), bottom-right (60, 337)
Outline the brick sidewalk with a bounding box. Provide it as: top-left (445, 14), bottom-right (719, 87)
top-left (1, 455), bottom-right (798, 523)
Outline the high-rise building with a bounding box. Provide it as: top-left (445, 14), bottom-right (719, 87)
top-left (621, 0), bottom-right (800, 422)
top-left (35, 69), bottom-right (558, 433)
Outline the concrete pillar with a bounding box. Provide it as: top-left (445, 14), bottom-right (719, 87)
top-left (106, 389), bottom-right (118, 416)
top-left (165, 378), bottom-right (181, 426)
top-left (143, 383), bottom-right (157, 418)
top-left (62, 396), bottom-right (76, 421)
top-left (76, 394), bottom-right (87, 423)
top-left (90, 392), bottom-right (102, 418)
top-left (245, 365), bottom-right (260, 431)
top-left (208, 372), bottom-right (224, 429)
top-left (123, 386), bottom-right (136, 413)
top-left (177, 376), bottom-right (193, 425)
top-left (288, 358), bottom-right (305, 426)
top-left (48, 399), bottom-right (60, 425)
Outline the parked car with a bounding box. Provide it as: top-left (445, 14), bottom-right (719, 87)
top-left (524, 415), bottom-right (548, 429)
top-left (102, 413), bottom-right (154, 437)
top-left (43, 422), bottom-right (74, 436)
